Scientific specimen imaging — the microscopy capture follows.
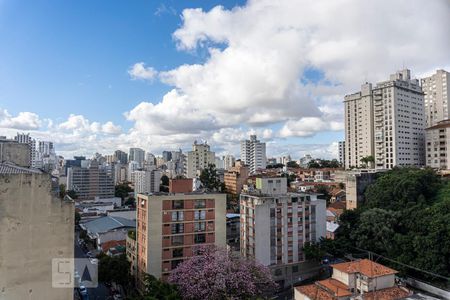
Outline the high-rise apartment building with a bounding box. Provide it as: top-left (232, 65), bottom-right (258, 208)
top-left (133, 169), bottom-right (162, 194)
top-left (240, 177), bottom-right (326, 287)
top-left (0, 143), bottom-right (74, 300)
top-left (136, 190), bottom-right (226, 284)
top-left (67, 160), bottom-right (115, 199)
top-left (425, 119), bottom-right (450, 169)
top-left (344, 69), bottom-right (425, 169)
top-left (422, 69), bottom-right (450, 127)
top-left (129, 148), bottom-right (145, 168)
top-left (115, 150), bottom-right (128, 164)
top-left (185, 141), bottom-right (215, 178)
top-left (338, 141), bottom-right (345, 167)
top-left (240, 135), bottom-right (266, 173)
top-left (162, 151), bottom-right (172, 162)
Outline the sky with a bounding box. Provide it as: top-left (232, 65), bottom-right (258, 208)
top-left (0, 0), bottom-right (449, 160)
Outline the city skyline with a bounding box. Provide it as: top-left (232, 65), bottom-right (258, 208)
top-left (1, 0), bottom-right (449, 160)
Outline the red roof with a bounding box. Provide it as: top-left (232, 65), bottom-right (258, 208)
top-left (101, 239), bottom-right (126, 252)
top-left (363, 286), bottom-right (411, 300)
top-left (332, 259), bottom-right (398, 278)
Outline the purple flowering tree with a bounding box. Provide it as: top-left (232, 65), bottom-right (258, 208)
top-left (168, 245), bottom-right (277, 299)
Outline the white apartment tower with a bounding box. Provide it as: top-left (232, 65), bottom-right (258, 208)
top-left (185, 141), bottom-right (215, 178)
top-left (422, 69), bottom-right (450, 127)
top-left (338, 141), bottom-right (345, 167)
top-left (133, 169), bottom-right (161, 194)
top-left (240, 135), bottom-right (266, 173)
top-left (240, 177), bottom-right (326, 286)
top-left (344, 69), bottom-right (425, 169)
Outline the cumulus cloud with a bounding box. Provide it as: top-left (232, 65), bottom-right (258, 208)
top-left (0, 109), bottom-right (42, 130)
top-left (2, 1), bottom-right (449, 158)
top-left (128, 62), bottom-right (158, 81)
top-left (128, 0), bottom-right (449, 139)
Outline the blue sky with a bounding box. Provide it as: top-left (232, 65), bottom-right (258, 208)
top-left (0, 0), bottom-right (242, 126)
top-left (0, 0), bottom-right (448, 159)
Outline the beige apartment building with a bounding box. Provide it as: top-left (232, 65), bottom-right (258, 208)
top-left (185, 141), bottom-right (215, 178)
top-left (0, 140), bottom-right (74, 300)
top-left (344, 69), bottom-right (425, 169)
top-left (136, 189), bottom-right (226, 285)
top-left (240, 177), bottom-right (326, 287)
top-left (425, 119), bottom-right (450, 169)
top-left (224, 160), bottom-right (249, 195)
top-left (422, 69), bottom-right (450, 127)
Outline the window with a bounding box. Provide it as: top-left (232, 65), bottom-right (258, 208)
top-left (194, 210), bottom-right (206, 220)
top-left (172, 200), bottom-right (184, 209)
top-left (171, 211), bottom-right (184, 221)
top-left (171, 235), bottom-right (183, 246)
top-left (194, 222), bottom-right (206, 232)
top-left (171, 259), bottom-right (183, 270)
top-left (194, 233), bottom-right (206, 244)
top-left (194, 199), bottom-right (206, 208)
top-left (171, 223), bottom-right (184, 234)
top-left (172, 248), bottom-right (183, 258)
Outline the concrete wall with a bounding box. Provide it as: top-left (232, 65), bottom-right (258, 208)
top-left (357, 274), bottom-right (395, 292)
top-left (0, 173), bottom-right (74, 300)
top-left (0, 142), bottom-right (30, 167)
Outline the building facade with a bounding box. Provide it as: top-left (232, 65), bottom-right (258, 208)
top-left (114, 150), bottom-right (128, 164)
top-left (132, 169), bottom-right (161, 194)
top-left (425, 119), bottom-right (450, 169)
top-left (240, 177), bottom-right (326, 286)
top-left (224, 160), bottom-right (249, 195)
top-left (0, 157), bottom-right (74, 299)
top-left (185, 141), bottom-right (215, 178)
top-left (67, 160), bottom-right (115, 200)
top-left (129, 148), bottom-right (145, 168)
top-left (338, 141), bottom-right (345, 167)
top-left (422, 69), bottom-right (450, 127)
top-left (136, 192), bottom-right (226, 283)
top-left (14, 132), bottom-right (38, 167)
top-left (240, 135), bottom-right (266, 173)
top-left (344, 69), bottom-right (425, 169)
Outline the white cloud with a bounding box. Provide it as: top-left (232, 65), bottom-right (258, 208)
top-left (0, 109), bottom-right (42, 130)
top-left (128, 0), bottom-right (449, 138)
top-left (2, 1), bottom-right (449, 158)
top-left (128, 62), bottom-right (158, 81)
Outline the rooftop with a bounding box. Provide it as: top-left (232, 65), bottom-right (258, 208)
top-left (362, 286), bottom-right (411, 300)
top-left (326, 221), bottom-right (340, 233)
top-left (296, 284), bottom-right (334, 300)
top-left (81, 216), bottom-right (135, 234)
top-left (332, 259), bottom-right (398, 278)
top-left (0, 163), bottom-right (42, 175)
top-left (317, 278), bottom-right (352, 297)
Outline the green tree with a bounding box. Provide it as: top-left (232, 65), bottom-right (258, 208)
top-left (138, 274), bottom-right (181, 300)
top-left (98, 254), bottom-right (131, 287)
top-left (59, 184), bottom-right (66, 199)
top-left (115, 182), bottom-right (133, 200)
top-left (286, 161), bottom-right (299, 168)
top-left (199, 164), bottom-right (222, 191)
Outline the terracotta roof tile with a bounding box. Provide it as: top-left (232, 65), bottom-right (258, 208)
top-left (317, 278), bottom-right (352, 297)
top-left (363, 286), bottom-right (411, 300)
top-left (296, 284), bottom-right (334, 300)
top-left (332, 259), bottom-right (398, 278)
top-left (328, 201), bottom-right (346, 210)
top-left (101, 239), bottom-right (126, 252)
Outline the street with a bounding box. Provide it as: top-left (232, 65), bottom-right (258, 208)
top-left (74, 232), bottom-right (110, 300)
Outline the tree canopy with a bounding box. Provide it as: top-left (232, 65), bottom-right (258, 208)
top-left (115, 182), bottom-right (133, 200)
top-left (307, 159), bottom-right (340, 169)
top-left (98, 253), bottom-right (131, 287)
top-left (169, 246), bottom-right (277, 299)
top-left (199, 164), bottom-right (223, 192)
top-left (327, 167), bottom-right (450, 281)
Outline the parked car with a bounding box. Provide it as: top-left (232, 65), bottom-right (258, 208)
top-left (86, 251), bottom-right (93, 258)
top-left (89, 258), bottom-right (98, 265)
top-left (79, 285), bottom-right (88, 296)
